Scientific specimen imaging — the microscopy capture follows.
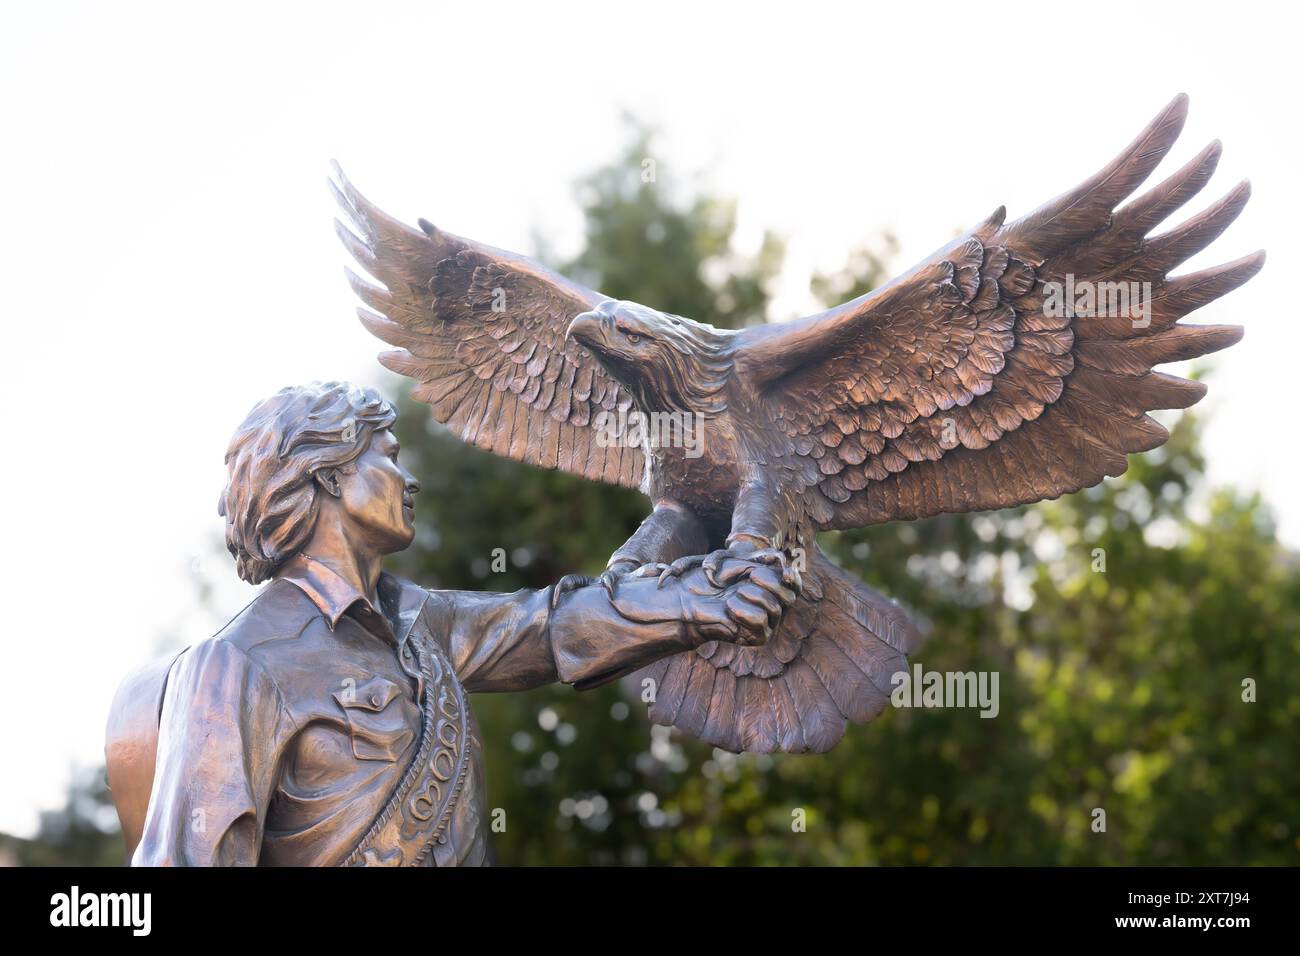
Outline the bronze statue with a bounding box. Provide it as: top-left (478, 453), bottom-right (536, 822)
top-left (335, 93), bottom-right (1261, 755)
top-left (106, 383), bottom-right (800, 865)
top-left (105, 93), bottom-right (1260, 867)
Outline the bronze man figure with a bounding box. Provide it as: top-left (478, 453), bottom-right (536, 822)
top-left (335, 93), bottom-right (1260, 754)
top-left (105, 382), bottom-right (800, 866)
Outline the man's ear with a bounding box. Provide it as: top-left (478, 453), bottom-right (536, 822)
top-left (314, 468), bottom-right (343, 499)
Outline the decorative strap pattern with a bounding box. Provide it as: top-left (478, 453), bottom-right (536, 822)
top-left (341, 619), bottom-right (471, 867)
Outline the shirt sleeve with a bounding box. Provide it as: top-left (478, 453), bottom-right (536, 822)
top-left (426, 578), bottom-right (694, 694)
top-left (132, 638), bottom-right (297, 866)
top-left (424, 586), bottom-right (561, 693)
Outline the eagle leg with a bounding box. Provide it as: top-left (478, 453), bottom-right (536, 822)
top-left (590, 499), bottom-right (710, 598)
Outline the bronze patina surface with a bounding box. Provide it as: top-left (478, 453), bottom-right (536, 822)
top-left (335, 94), bottom-right (1260, 756)
top-left (107, 94), bottom-right (1260, 866)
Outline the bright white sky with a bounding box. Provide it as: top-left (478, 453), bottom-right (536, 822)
top-left (0, 0), bottom-right (1293, 837)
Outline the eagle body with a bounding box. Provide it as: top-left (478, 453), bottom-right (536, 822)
top-left (641, 403), bottom-right (740, 540)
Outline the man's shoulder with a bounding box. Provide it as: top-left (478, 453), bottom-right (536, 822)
top-left (158, 581), bottom-right (318, 698)
top-left (211, 578), bottom-right (321, 656)
top-left (381, 571), bottom-right (427, 601)
top-left (378, 571), bottom-right (444, 619)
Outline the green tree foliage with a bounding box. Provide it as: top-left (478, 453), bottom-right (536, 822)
top-left (3, 767), bottom-right (124, 867)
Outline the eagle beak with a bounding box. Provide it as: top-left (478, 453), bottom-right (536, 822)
top-left (567, 312), bottom-right (603, 348)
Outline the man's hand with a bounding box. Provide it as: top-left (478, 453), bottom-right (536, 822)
top-left (716, 557), bottom-right (802, 645)
top-left (627, 552), bottom-right (802, 647)
top-left (546, 550), bottom-right (804, 690)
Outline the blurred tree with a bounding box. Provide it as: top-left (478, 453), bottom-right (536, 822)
top-left (2, 766), bottom-right (124, 866)
top-left (809, 232), bottom-right (898, 306)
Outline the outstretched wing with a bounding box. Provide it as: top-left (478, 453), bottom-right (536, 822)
top-left (332, 167), bottom-right (645, 489)
top-left (739, 94), bottom-right (1261, 529)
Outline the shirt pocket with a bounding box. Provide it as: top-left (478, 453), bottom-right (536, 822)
top-left (331, 676), bottom-right (413, 762)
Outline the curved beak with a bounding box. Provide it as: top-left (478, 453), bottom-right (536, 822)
top-left (566, 311), bottom-right (604, 348)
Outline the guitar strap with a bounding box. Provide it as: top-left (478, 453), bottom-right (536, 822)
top-left (341, 591), bottom-right (471, 867)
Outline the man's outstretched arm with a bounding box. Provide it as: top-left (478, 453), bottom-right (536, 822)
top-left (428, 556), bottom-right (801, 694)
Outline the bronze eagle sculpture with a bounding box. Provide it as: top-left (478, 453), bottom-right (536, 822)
top-left (332, 94), bottom-right (1261, 754)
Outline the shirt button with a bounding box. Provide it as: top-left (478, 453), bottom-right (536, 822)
top-left (369, 694), bottom-right (381, 707)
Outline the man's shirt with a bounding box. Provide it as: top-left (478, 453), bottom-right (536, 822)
top-left (132, 554), bottom-right (677, 867)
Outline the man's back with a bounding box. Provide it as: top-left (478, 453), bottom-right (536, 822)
top-left (104, 650), bottom-right (183, 860)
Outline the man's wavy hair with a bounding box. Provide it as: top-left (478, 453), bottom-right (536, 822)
top-left (219, 382), bottom-right (397, 584)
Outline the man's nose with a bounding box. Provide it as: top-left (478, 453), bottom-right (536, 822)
top-left (404, 474), bottom-right (420, 495)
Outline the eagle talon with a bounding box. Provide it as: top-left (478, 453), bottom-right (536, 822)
top-left (598, 563), bottom-right (636, 599)
top-left (747, 547), bottom-right (789, 568)
top-left (551, 572), bottom-right (596, 610)
top-left (701, 544), bottom-right (790, 588)
top-left (656, 554), bottom-right (706, 588)
top-left (627, 562), bottom-right (669, 580)
top-left (701, 549), bottom-right (731, 588)
top-left (598, 569), bottom-right (616, 599)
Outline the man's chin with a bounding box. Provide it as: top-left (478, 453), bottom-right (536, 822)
top-left (382, 525), bottom-right (416, 555)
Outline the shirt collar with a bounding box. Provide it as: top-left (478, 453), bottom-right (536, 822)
top-left (278, 553), bottom-right (393, 639)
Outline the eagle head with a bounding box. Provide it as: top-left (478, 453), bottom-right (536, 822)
top-left (566, 299), bottom-right (735, 415)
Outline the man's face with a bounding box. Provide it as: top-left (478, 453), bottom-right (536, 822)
top-left (332, 428), bottom-right (419, 554)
